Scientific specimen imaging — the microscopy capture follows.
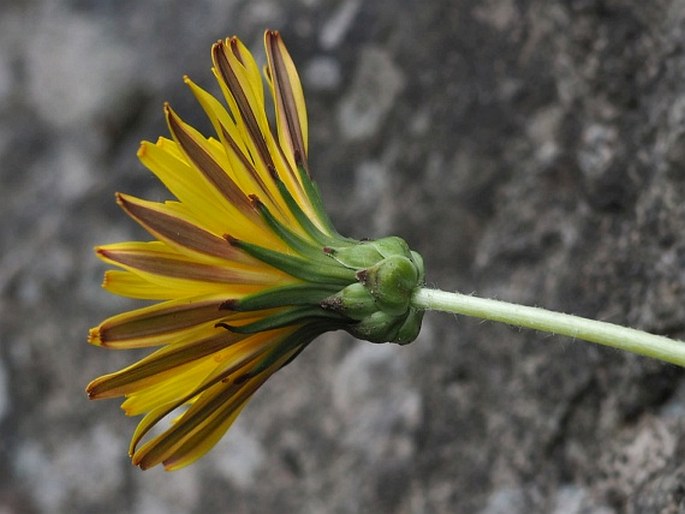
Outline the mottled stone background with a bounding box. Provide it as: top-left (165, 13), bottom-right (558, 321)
top-left (2, 0), bottom-right (685, 513)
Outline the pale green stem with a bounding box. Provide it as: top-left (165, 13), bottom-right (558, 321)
top-left (411, 287), bottom-right (685, 367)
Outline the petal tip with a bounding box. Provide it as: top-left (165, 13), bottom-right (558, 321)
top-left (88, 327), bottom-right (103, 346)
top-left (100, 269), bottom-right (112, 289)
top-left (85, 378), bottom-right (102, 399)
top-left (114, 192), bottom-right (127, 206)
top-left (136, 142), bottom-right (148, 159)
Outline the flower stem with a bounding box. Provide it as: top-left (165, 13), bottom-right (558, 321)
top-left (411, 287), bottom-right (685, 366)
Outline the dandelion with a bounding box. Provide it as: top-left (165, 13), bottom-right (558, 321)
top-left (87, 31), bottom-right (424, 471)
top-left (89, 29), bottom-right (685, 472)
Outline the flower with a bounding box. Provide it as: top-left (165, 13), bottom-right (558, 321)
top-left (87, 30), bottom-right (425, 471)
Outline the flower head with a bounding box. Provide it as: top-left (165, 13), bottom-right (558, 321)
top-left (87, 30), bottom-right (425, 470)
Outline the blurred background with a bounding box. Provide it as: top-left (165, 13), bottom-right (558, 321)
top-left (2, 0), bottom-right (685, 512)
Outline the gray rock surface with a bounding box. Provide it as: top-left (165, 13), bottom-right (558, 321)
top-left (2, 0), bottom-right (685, 512)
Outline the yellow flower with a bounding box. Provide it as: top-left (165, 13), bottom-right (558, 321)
top-left (87, 30), bottom-right (425, 471)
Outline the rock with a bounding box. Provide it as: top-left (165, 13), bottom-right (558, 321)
top-left (3, 1), bottom-right (685, 513)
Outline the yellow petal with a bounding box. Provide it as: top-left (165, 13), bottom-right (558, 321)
top-left (211, 38), bottom-right (272, 170)
top-left (89, 293), bottom-right (231, 348)
top-left (138, 138), bottom-right (233, 230)
top-left (115, 192), bottom-right (252, 264)
top-left (87, 334), bottom-right (232, 399)
top-left (164, 105), bottom-right (264, 228)
top-left (265, 30), bottom-right (308, 164)
top-left (162, 398), bottom-right (249, 470)
top-left (97, 241), bottom-right (277, 285)
top-left (101, 270), bottom-right (186, 300)
top-left (132, 377), bottom-right (251, 469)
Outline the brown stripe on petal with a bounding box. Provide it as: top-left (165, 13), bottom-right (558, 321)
top-left (128, 332), bottom-right (280, 459)
top-left (98, 247), bottom-right (266, 285)
top-left (133, 383), bottom-right (238, 469)
top-left (219, 123), bottom-right (284, 214)
top-left (265, 30), bottom-right (307, 164)
top-left (229, 37), bottom-right (244, 65)
top-left (160, 393), bottom-right (249, 470)
top-left (86, 331), bottom-right (243, 399)
top-left (95, 299), bottom-right (229, 347)
top-left (212, 40), bottom-right (274, 171)
top-left (165, 105), bottom-right (257, 220)
top-left (116, 194), bottom-right (246, 263)
top-left (134, 370), bottom-right (263, 470)
top-left (220, 124), bottom-right (268, 193)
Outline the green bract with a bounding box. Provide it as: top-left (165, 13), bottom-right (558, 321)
top-left (232, 235), bottom-right (426, 345)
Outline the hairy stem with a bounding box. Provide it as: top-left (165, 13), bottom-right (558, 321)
top-left (411, 287), bottom-right (685, 366)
